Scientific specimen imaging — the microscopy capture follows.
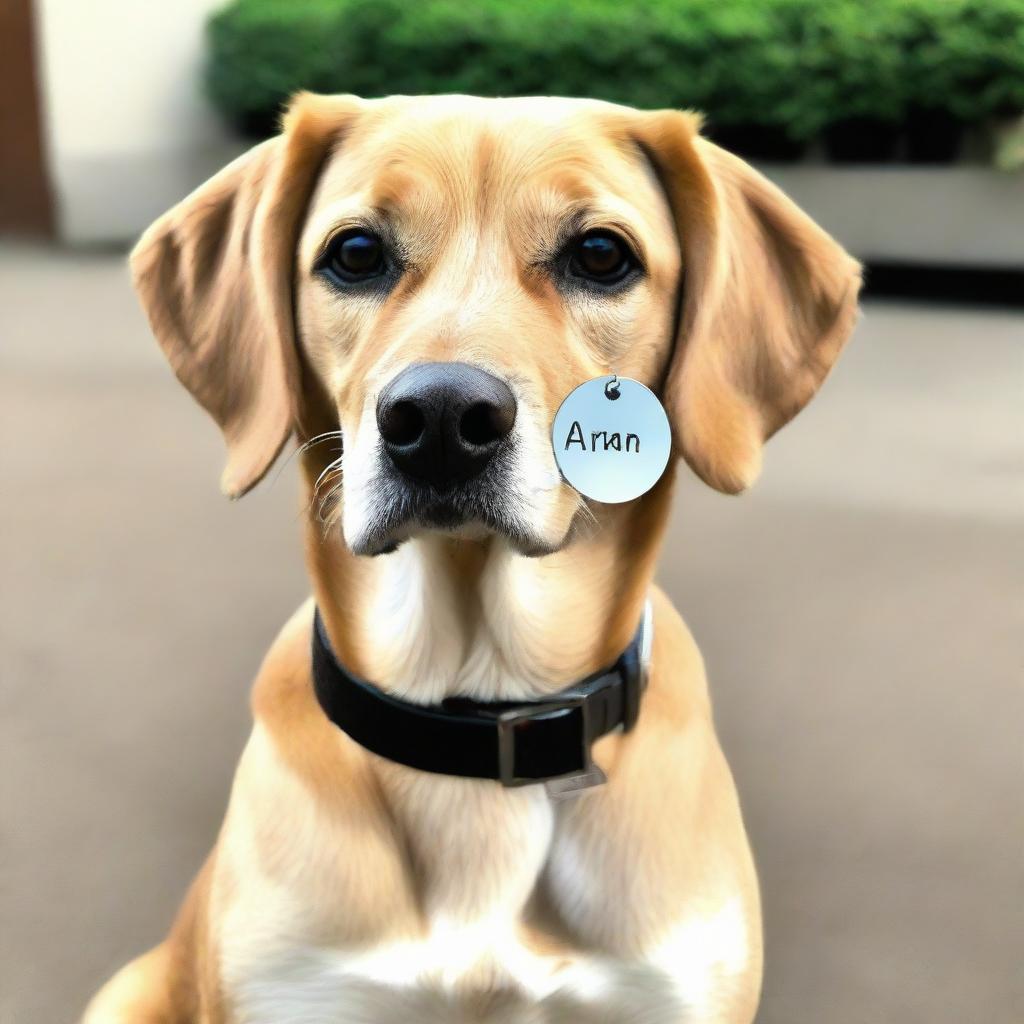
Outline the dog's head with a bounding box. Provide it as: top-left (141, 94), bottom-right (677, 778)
top-left (132, 94), bottom-right (859, 556)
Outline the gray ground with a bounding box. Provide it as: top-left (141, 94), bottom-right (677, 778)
top-left (2, 244), bottom-right (1021, 1024)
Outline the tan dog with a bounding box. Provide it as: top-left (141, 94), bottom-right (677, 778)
top-left (84, 93), bottom-right (860, 1024)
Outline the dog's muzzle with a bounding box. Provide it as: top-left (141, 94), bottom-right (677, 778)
top-left (354, 361), bottom-right (537, 553)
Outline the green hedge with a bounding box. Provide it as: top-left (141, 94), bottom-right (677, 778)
top-left (900, 0), bottom-right (1024, 121)
top-left (206, 0), bottom-right (1024, 145)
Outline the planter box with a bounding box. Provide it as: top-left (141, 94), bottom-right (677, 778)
top-left (758, 166), bottom-right (1024, 269)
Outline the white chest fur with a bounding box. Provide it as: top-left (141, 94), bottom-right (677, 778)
top-left (223, 778), bottom-right (702, 1024)
top-left (222, 733), bottom-right (750, 1024)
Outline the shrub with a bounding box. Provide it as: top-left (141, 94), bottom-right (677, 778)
top-left (205, 0), bottom-right (1024, 145)
top-left (899, 0), bottom-right (1024, 121)
top-left (802, 0), bottom-right (913, 128)
top-left (206, 0), bottom-right (816, 140)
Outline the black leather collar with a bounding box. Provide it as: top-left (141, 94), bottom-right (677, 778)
top-left (311, 604), bottom-right (651, 787)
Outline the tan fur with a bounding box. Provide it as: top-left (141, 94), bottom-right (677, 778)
top-left (85, 93), bottom-right (860, 1024)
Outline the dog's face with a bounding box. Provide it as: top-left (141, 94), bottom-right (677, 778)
top-left (295, 96), bottom-right (680, 555)
top-left (132, 93), bottom-right (860, 556)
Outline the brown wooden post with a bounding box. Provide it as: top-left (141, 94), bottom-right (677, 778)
top-left (0, 0), bottom-right (55, 236)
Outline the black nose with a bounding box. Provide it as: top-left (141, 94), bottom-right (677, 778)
top-left (376, 362), bottom-right (517, 490)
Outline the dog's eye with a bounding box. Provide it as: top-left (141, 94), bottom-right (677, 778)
top-left (319, 231), bottom-right (387, 285)
top-left (567, 231), bottom-right (637, 285)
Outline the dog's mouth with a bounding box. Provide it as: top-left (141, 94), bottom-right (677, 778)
top-left (352, 449), bottom-right (560, 558)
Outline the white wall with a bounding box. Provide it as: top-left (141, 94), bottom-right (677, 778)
top-left (35, 0), bottom-right (244, 244)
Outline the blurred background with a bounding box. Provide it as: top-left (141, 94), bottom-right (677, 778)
top-left (2, 1), bottom-right (1021, 1022)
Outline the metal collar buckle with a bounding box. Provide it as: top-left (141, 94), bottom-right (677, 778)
top-left (496, 694), bottom-right (590, 787)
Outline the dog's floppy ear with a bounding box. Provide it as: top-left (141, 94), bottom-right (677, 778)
top-left (638, 112), bottom-right (862, 494)
top-left (130, 93), bottom-right (360, 498)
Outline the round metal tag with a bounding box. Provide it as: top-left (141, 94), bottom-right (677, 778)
top-left (551, 376), bottom-right (672, 504)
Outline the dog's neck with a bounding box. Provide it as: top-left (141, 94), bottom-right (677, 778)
top-left (303, 462), bottom-right (675, 706)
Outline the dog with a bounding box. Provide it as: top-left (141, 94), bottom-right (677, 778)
top-left (83, 93), bottom-right (860, 1024)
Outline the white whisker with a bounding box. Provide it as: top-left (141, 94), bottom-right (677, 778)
top-left (299, 429), bottom-right (345, 455)
top-left (268, 430), bottom-right (344, 489)
top-left (313, 456), bottom-right (345, 496)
